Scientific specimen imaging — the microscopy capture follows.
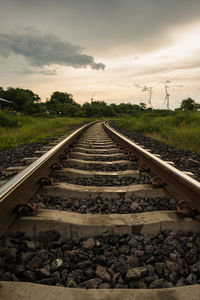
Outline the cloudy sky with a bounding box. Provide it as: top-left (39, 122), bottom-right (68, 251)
top-left (1, 0), bottom-right (200, 108)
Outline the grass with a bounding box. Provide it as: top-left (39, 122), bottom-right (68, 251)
top-left (0, 113), bottom-right (95, 151)
top-left (114, 111), bottom-right (200, 153)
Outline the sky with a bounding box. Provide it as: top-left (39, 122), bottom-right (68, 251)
top-left (1, 0), bottom-right (200, 109)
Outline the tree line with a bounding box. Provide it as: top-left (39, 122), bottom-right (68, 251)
top-left (0, 87), bottom-right (199, 117)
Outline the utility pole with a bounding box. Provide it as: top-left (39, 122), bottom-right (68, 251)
top-left (91, 92), bottom-right (96, 103)
top-left (147, 87), bottom-right (153, 108)
top-left (164, 82), bottom-right (170, 109)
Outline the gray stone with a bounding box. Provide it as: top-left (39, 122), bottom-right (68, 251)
top-left (128, 281), bottom-right (140, 288)
top-left (85, 268), bottom-right (94, 277)
top-left (185, 249), bottom-right (198, 265)
top-left (144, 274), bottom-right (159, 284)
top-left (67, 279), bottom-right (78, 288)
top-left (96, 265), bottom-right (111, 282)
top-left (186, 273), bottom-right (198, 285)
top-left (166, 261), bottom-right (180, 273)
top-left (117, 275), bottom-right (125, 285)
top-left (149, 279), bottom-right (168, 289)
top-left (37, 202), bottom-right (46, 209)
top-left (195, 237), bottom-right (200, 248)
top-left (115, 283), bottom-right (128, 288)
top-left (130, 202), bottom-right (139, 210)
top-left (40, 278), bottom-right (57, 285)
top-left (170, 253), bottom-right (177, 261)
top-left (82, 278), bottom-right (103, 289)
top-left (61, 270), bottom-right (68, 281)
top-left (169, 272), bottom-right (179, 284)
top-left (15, 264), bottom-right (25, 276)
top-left (165, 282), bottom-right (174, 288)
top-left (83, 238), bottom-right (95, 249)
top-left (112, 272), bottom-right (120, 285)
top-left (21, 252), bottom-right (35, 264)
top-left (73, 200), bottom-right (80, 209)
top-left (155, 262), bottom-right (165, 275)
top-left (0, 247), bottom-right (17, 258)
top-left (26, 256), bottom-right (43, 270)
top-left (145, 245), bottom-right (154, 255)
top-left (3, 272), bottom-right (18, 281)
top-left (36, 268), bottom-right (50, 279)
top-left (96, 239), bottom-right (101, 247)
top-left (125, 267), bottom-right (147, 281)
top-left (25, 241), bottom-right (36, 250)
top-left (176, 279), bottom-right (185, 287)
top-left (138, 281), bottom-right (148, 289)
top-left (38, 250), bottom-right (49, 260)
top-left (146, 264), bottom-right (155, 275)
top-left (51, 258), bottom-right (63, 271)
top-left (135, 250), bottom-right (144, 257)
top-left (23, 270), bottom-right (35, 281)
top-left (77, 260), bottom-right (91, 269)
top-left (128, 237), bottom-right (137, 247)
top-left (51, 271), bottom-right (60, 280)
top-left (190, 261), bottom-right (200, 275)
top-left (119, 245), bottom-right (130, 254)
top-left (114, 262), bottom-right (130, 275)
top-left (187, 243), bottom-right (193, 249)
top-left (135, 235), bottom-right (144, 242)
top-left (98, 283), bottom-right (111, 289)
top-left (127, 255), bottom-right (140, 267)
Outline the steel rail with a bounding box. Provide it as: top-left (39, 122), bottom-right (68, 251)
top-left (0, 121), bottom-right (95, 235)
top-left (104, 122), bottom-right (200, 212)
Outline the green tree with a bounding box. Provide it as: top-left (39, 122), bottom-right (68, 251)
top-left (2, 87), bottom-right (43, 114)
top-left (0, 87), bottom-right (5, 98)
top-left (50, 91), bottom-right (74, 104)
top-left (139, 103), bottom-right (147, 111)
top-left (180, 98), bottom-right (200, 111)
top-left (24, 89), bottom-right (40, 102)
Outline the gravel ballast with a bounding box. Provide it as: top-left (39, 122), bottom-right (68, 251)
top-left (0, 143), bottom-right (47, 171)
top-left (68, 154), bottom-right (127, 161)
top-left (52, 174), bottom-right (153, 186)
top-left (67, 163), bottom-right (139, 172)
top-left (110, 122), bottom-right (200, 182)
top-left (0, 230), bottom-right (200, 289)
top-left (30, 194), bottom-right (176, 214)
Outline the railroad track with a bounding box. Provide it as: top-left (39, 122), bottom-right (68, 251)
top-left (0, 121), bottom-right (200, 300)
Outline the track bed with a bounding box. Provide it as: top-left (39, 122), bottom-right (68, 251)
top-left (0, 121), bottom-right (200, 300)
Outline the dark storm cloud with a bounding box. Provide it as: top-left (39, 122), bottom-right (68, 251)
top-left (0, 31), bottom-right (105, 70)
top-left (2, 0), bottom-right (200, 52)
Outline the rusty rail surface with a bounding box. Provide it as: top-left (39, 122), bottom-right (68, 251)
top-left (104, 122), bottom-right (200, 213)
top-left (0, 122), bottom-right (95, 235)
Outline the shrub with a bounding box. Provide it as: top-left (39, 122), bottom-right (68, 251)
top-left (0, 111), bottom-right (19, 128)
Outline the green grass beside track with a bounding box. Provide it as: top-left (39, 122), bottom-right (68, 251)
top-left (114, 111), bottom-right (200, 153)
top-left (0, 113), bottom-right (94, 151)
